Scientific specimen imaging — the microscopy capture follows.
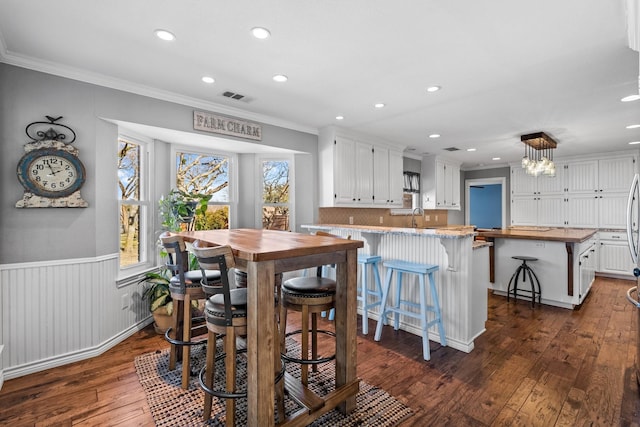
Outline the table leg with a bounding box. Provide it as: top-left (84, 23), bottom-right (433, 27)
top-left (246, 260), bottom-right (276, 426)
top-left (334, 248), bottom-right (358, 414)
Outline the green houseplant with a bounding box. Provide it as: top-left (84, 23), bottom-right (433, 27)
top-left (140, 268), bottom-right (174, 334)
top-left (159, 189), bottom-right (212, 231)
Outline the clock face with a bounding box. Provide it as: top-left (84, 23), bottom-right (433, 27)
top-left (17, 148), bottom-right (85, 198)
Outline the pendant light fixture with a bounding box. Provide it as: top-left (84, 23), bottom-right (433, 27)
top-left (521, 132), bottom-right (557, 177)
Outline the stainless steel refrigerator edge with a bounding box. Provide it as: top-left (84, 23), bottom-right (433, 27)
top-left (625, 173), bottom-right (640, 385)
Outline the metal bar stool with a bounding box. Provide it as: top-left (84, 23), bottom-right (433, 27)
top-left (507, 256), bottom-right (541, 307)
top-left (374, 260), bottom-right (446, 361)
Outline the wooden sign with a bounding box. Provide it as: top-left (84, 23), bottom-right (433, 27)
top-left (193, 111), bottom-right (262, 141)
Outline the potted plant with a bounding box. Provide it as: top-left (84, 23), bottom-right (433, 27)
top-left (140, 268), bottom-right (174, 334)
top-left (159, 189), bottom-right (212, 231)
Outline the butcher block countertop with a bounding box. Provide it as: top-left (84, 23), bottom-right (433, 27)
top-left (477, 226), bottom-right (597, 243)
top-left (303, 224), bottom-right (477, 238)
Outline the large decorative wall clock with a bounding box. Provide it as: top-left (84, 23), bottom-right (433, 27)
top-left (16, 116), bottom-right (88, 208)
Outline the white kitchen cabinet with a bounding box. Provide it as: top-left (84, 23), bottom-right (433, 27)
top-left (388, 150), bottom-right (404, 206)
top-left (566, 160), bottom-right (598, 193)
top-left (511, 163), bottom-right (565, 196)
top-left (318, 127), bottom-right (406, 207)
top-left (511, 195), bottom-right (564, 227)
top-left (598, 193), bottom-right (629, 229)
top-left (578, 242), bottom-right (597, 302)
top-left (598, 231), bottom-right (634, 277)
top-left (564, 194), bottom-right (599, 228)
top-left (422, 156), bottom-right (461, 210)
top-left (372, 147), bottom-right (403, 207)
top-left (332, 137), bottom-right (373, 204)
top-left (598, 156), bottom-right (637, 192)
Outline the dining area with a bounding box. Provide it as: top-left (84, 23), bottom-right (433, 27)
top-left (167, 228), bottom-right (364, 426)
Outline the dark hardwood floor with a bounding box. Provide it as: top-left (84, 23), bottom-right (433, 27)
top-left (1, 276), bottom-right (639, 426)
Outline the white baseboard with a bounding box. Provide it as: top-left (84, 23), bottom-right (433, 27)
top-left (3, 318), bottom-right (153, 381)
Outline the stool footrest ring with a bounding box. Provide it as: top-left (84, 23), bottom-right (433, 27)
top-left (281, 330), bottom-right (336, 365)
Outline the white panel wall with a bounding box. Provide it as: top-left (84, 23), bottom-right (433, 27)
top-left (328, 228), bottom-right (480, 353)
top-left (0, 255), bottom-right (151, 380)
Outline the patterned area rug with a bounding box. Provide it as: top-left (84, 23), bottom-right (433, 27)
top-left (134, 340), bottom-right (413, 426)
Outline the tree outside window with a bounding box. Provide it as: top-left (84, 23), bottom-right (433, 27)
top-left (262, 160), bottom-right (290, 230)
top-left (118, 138), bottom-right (145, 267)
top-left (175, 151), bottom-right (230, 230)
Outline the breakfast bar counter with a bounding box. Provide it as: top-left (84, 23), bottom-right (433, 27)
top-left (303, 224), bottom-right (489, 353)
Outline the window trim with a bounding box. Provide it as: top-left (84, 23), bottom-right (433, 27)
top-left (117, 132), bottom-right (155, 279)
top-left (256, 154), bottom-right (295, 230)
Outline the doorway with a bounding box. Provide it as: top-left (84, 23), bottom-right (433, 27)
top-left (465, 177), bottom-right (506, 229)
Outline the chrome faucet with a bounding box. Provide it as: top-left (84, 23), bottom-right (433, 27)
top-left (411, 207), bottom-right (424, 228)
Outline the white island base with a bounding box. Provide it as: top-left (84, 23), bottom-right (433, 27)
top-left (303, 225), bottom-right (490, 353)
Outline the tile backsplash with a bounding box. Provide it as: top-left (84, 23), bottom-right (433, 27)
top-left (318, 207), bottom-right (448, 228)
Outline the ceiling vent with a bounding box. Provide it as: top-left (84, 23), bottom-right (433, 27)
top-left (221, 91), bottom-right (252, 102)
top-left (443, 147), bottom-right (460, 151)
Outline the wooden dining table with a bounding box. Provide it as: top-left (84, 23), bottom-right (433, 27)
top-left (177, 228), bottom-right (364, 426)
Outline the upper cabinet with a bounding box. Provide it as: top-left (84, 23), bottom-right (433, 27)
top-left (318, 127), bottom-right (404, 208)
top-left (510, 152), bottom-right (638, 228)
top-left (422, 155), bottom-right (461, 210)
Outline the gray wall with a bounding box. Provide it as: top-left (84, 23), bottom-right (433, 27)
top-left (461, 167), bottom-right (511, 225)
top-left (0, 63), bottom-right (318, 264)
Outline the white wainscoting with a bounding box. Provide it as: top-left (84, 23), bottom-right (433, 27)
top-left (0, 255), bottom-right (152, 383)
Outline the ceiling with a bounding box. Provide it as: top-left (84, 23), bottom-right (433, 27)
top-left (1, 0), bottom-right (639, 169)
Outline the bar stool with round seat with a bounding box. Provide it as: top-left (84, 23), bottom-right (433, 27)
top-left (192, 241), bottom-right (285, 425)
top-left (279, 231), bottom-right (345, 386)
top-left (374, 260), bottom-right (446, 361)
top-left (507, 256), bottom-right (541, 307)
top-left (160, 232), bottom-right (222, 390)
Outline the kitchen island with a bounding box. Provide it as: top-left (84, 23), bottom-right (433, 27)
top-left (302, 224), bottom-right (490, 353)
top-left (477, 227), bottom-right (598, 309)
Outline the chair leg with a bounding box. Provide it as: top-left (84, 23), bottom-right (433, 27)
top-left (301, 304), bottom-right (309, 386)
top-left (311, 312), bottom-right (318, 373)
top-left (418, 273), bottom-right (430, 361)
top-left (168, 300), bottom-right (180, 370)
top-left (361, 262), bottom-right (369, 335)
top-left (274, 316), bottom-right (285, 423)
top-left (374, 268), bottom-right (394, 341)
top-left (394, 273), bottom-right (403, 331)
top-left (224, 327), bottom-right (236, 427)
top-left (182, 295), bottom-right (193, 389)
top-left (203, 330), bottom-right (216, 420)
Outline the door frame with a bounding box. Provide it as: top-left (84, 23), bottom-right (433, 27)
top-left (464, 177), bottom-right (507, 228)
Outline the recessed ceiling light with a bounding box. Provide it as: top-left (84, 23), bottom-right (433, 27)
top-left (630, 141), bottom-right (640, 145)
top-left (428, 134), bottom-right (440, 138)
top-left (621, 94), bottom-right (640, 102)
top-left (492, 157), bottom-right (501, 160)
top-left (374, 103), bottom-right (385, 109)
top-left (154, 29), bottom-right (176, 41)
top-left (251, 27), bottom-right (271, 39)
top-left (202, 76), bottom-right (215, 84)
top-left (273, 74), bottom-right (288, 82)
top-left (467, 148), bottom-right (476, 152)
top-left (426, 86), bottom-right (441, 92)
top-left (627, 124), bottom-right (640, 129)
top-left (336, 116), bottom-right (344, 120)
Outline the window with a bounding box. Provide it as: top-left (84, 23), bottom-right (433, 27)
top-left (118, 135), bottom-right (152, 271)
top-left (260, 157), bottom-right (293, 230)
top-left (174, 149), bottom-right (232, 229)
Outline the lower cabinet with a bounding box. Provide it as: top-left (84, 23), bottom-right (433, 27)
top-left (598, 231), bottom-right (634, 277)
top-left (578, 243), bottom-right (596, 302)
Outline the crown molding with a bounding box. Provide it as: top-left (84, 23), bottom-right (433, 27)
top-left (0, 48), bottom-right (318, 136)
